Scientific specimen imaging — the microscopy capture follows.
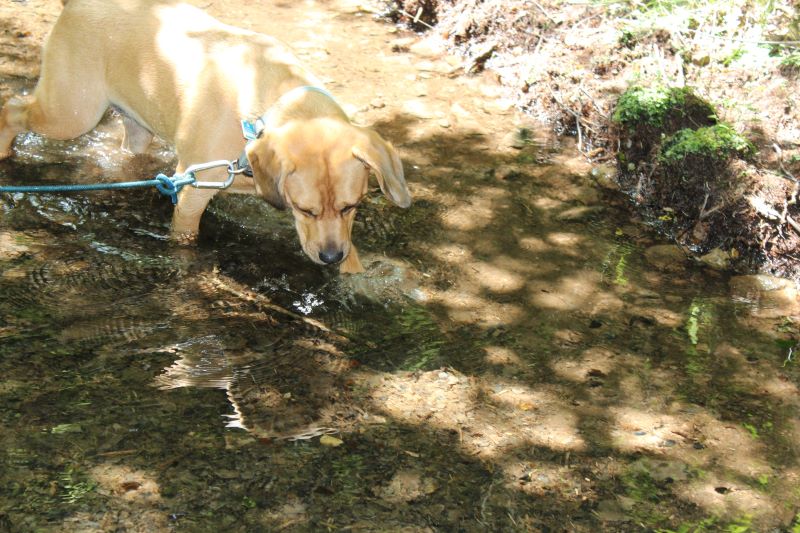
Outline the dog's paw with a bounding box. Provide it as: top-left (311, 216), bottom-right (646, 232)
top-left (339, 248), bottom-right (364, 274)
top-left (170, 231), bottom-right (199, 246)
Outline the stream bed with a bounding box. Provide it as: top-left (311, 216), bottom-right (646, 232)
top-left (1, 1), bottom-right (799, 531)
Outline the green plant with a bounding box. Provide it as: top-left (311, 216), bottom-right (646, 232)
top-left (780, 52), bottom-right (800, 74)
top-left (397, 305), bottom-right (445, 371)
top-left (59, 467), bottom-right (97, 504)
top-left (612, 85), bottom-right (716, 130)
top-left (659, 124), bottom-right (755, 167)
top-left (722, 47), bottom-right (746, 67)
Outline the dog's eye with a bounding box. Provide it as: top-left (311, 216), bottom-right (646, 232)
top-left (341, 205), bottom-right (357, 215)
top-left (297, 207), bottom-right (317, 218)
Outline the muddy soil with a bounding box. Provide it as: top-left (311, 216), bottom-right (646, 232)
top-left (1, 0), bottom-right (800, 532)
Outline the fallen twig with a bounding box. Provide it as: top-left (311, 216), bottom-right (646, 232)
top-left (532, 0), bottom-right (558, 25)
top-left (579, 86), bottom-right (609, 120)
top-left (773, 144), bottom-right (800, 184)
top-left (397, 8), bottom-right (436, 30)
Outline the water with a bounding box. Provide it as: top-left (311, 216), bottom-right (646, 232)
top-left (1, 1), bottom-right (799, 531)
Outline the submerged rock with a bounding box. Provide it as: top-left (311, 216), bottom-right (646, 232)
top-left (730, 274), bottom-right (800, 317)
top-left (0, 231), bottom-right (30, 260)
top-left (644, 244), bottom-right (687, 271)
top-left (698, 248), bottom-right (732, 270)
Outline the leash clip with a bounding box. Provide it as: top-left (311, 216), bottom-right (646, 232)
top-left (186, 160), bottom-right (242, 190)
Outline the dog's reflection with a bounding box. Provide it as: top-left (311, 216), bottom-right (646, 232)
top-left (153, 333), bottom-right (360, 440)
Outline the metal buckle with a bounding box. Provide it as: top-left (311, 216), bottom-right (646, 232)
top-left (183, 160), bottom-right (247, 190)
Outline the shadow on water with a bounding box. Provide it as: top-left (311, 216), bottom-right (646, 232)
top-left (2, 7), bottom-right (800, 533)
top-left (2, 105), bottom-right (799, 531)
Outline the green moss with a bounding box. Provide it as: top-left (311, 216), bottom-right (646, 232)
top-left (612, 85), bottom-right (716, 131)
top-left (780, 52), bottom-right (800, 75)
top-left (659, 124), bottom-right (755, 168)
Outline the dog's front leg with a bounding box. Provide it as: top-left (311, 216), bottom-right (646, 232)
top-left (339, 244), bottom-right (364, 274)
top-left (172, 187), bottom-right (219, 244)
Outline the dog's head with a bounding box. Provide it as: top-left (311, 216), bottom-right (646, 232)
top-left (244, 117), bottom-right (410, 272)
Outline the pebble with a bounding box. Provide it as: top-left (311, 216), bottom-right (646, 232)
top-left (0, 231), bottom-right (30, 260)
top-left (402, 99), bottom-right (437, 119)
top-left (644, 244), bottom-right (688, 272)
top-left (698, 248), bottom-right (731, 270)
top-left (590, 164), bottom-right (619, 191)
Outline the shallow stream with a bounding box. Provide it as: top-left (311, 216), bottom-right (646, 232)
top-left (1, 1), bottom-right (799, 531)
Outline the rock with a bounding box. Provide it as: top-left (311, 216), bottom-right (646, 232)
top-left (698, 248), bottom-right (731, 270)
top-left (574, 186), bottom-right (601, 205)
top-left (402, 99), bottom-right (436, 119)
top-left (730, 274), bottom-right (799, 317)
top-left (408, 36), bottom-right (447, 58)
top-left (415, 60), bottom-right (456, 74)
top-left (443, 55), bottom-right (462, 68)
top-left (730, 274), bottom-right (795, 294)
top-left (590, 164), bottom-right (619, 191)
top-left (595, 499), bottom-right (630, 522)
top-left (555, 205), bottom-right (605, 222)
top-left (369, 98), bottom-right (386, 109)
top-left (481, 97), bottom-right (515, 115)
top-left (644, 244), bottom-right (688, 271)
top-left (374, 469), bottom-right (438, 503)
top-left (0, 231), bottom-right (30, 260)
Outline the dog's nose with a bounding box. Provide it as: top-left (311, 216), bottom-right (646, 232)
top-left (319, 249), bottom-right (344, 264)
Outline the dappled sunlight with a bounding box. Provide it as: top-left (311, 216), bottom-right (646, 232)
top-left (676, 479), bottom-right (786, 526)
top-left (608, 406), bottom-right (773, 479)
top-left (430, 243), bottom-right (472, 263)
top-left (3, 0), bottom-right (800, 530)
top-left (517, 235), bottom-right (550, 253)
top-left (530, 196), bottom-right (563, 211)
top-left (57, 464), bottom-right (170, 532)
top-left (546, 231), bottom-right (587, 249)
top-left (529, 270), bottom-right (624, 313)
top-left (483, 345), bottom-right (525, 367)
top-left (464, 260), bottom-right (526, 293)
top-left (500, 459), bottom-right (587, 499)
top-left (90, 464), bottom-right (162, 505)
top-left (439, 187), bottom-right (508, 231)
top-left (550, 347), bottom-right (617, 383)
top-left (364, 370), bottom-right (586, 459)
top-left (714, 342), bottom-right (800, 408)
top-left (426, 287), bottom-right (524, 326)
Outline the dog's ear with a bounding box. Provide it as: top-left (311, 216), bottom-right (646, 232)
top-left (352, 128), bottom-right (411, 208)
top-left (245, 136), bottom-right (287, 210)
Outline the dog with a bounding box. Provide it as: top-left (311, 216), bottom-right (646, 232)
top-left (0, 0), bottom-right (411, 273)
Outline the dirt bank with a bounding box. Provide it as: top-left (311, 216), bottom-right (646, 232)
top-left (387, 0), bottom-right (800, 280)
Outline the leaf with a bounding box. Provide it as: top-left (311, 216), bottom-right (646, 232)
top-left (320, 435), bottom-right (344, 447)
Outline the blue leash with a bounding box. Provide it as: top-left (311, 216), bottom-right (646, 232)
top-left (0, 85), bottom-right (334, 203)
top-left (0, 159), bottom-right (240, 204)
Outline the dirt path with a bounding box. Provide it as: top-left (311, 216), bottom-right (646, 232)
top-left (1, 1), bottom-right (800, 532)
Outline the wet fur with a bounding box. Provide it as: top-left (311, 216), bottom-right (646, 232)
top-left (0, 0), bottom-right (410, 273)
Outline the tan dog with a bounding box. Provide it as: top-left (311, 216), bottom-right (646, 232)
top-left (0, 0), bottom-right (411, 273)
